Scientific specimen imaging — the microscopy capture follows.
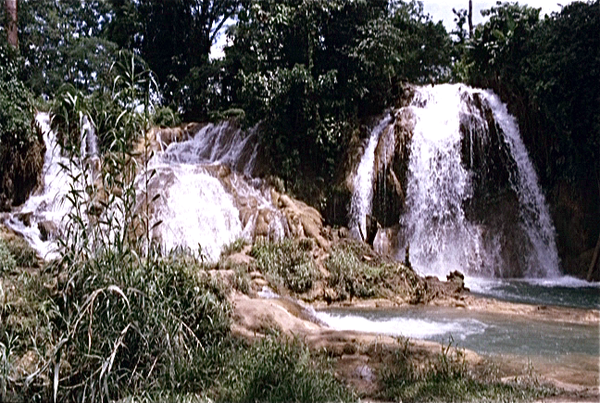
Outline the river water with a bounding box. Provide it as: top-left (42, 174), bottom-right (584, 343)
top-left (316, 278), bottom-right (599, 361)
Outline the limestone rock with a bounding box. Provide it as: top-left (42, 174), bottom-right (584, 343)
top-left (38, 220), bottom-right (58, 241)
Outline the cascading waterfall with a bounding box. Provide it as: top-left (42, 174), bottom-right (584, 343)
top-left (350, 84), bottom-right (560, 278)
top-left (480, 90), bottom-right (560, 277)
top-left (4, 113), bottom-right (76, 259)
top-left (163, 121), bottom-right (260, 176)
top-left (349, 116), bottom-right (392, 240)
top-left (6, 115), bottom-right (283, 262)
top-left (144, 121), bottom-right (286, 261)
top-left (80, 114), bottom-right (98, 158)
top-left (401, 85), bottom-right (486, 277)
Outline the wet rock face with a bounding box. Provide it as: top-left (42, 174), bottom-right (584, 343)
top-left (0, 137), bottom-right (45, 211)
top-left (550, 179), bottom-right (600, 280)
top-left (371, 108), bottom-right (414, 228)
top-left (458, 93), bottom-right (533, 277)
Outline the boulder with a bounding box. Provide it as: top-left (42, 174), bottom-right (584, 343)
top-left (38, 220), bottom-right (58, 241)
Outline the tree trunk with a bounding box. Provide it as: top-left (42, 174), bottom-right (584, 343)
top-left (5, 0), bottom-right (18, 49)
top-left (468, 0), bottom-right (473, 38)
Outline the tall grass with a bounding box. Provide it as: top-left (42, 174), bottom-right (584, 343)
top-left (218, 336), bottom-right (357, 403)
top-left (378, 338), bottom-right (554, 403)
top-left (45, 252), bottom-right (232, 402)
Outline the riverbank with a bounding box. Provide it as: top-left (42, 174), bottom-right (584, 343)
top-left (2, 222), bottom-right (598, 402)
top-left (230, 282), bottom-right (599, 402)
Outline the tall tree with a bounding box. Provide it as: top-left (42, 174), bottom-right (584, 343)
top-left (105, 0), bottom-right (244, 105)
top-left (468, 0), bottom-right (473, 37)
top-left (17, 0), bottom-right (116, 96)
top-left (5, 0), bottom-right (17, 48)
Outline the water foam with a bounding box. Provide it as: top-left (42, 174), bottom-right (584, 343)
top-left (316, 310), bottom-right (486, 341)
top-left (349, 116), bottom-right (392, 240)
top-left (4, 114), bottom-right (74, 259)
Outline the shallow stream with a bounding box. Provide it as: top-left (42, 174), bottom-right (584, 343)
top-left (316, 278), bottom-right (600, 360)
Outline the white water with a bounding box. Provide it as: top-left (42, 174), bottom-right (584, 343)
top-left (145, 122), bottom-right (285, 261)
top-left (163, 121), bottom-right (259, 176)
top-left (401, 85), bottom-right (487, 277)
top-left (6, 115), bottom-right (282, 262)
top-left (349, 116), bottom-right (392, 240)
top-left (4, 114), bottom-right (73, 259)
top-left (349, 84), bottom-right (560, 279)
top-left (316, 310), bottom-right (487, 341)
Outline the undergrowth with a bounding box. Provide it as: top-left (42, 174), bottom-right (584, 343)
top-left (325, 241), bottom-right (424, 302)
top-left (220, 237), bottom-right (249, 260)
top-left (1, 251), bottom-right (355, 402)
top-left (378, 338), bottom-right (555, 403)
top-left (0, 240), bottom-right (16, 273)
top-left (250, 238), bottom-right (317, 294)
top-left (218, 336), bottom-right (357, 403)
top-left (1, 234), bottom-right (39, 268)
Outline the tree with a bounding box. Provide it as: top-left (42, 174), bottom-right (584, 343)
top-left (105, 0), bottom-right (245, 112)
top-left (5, 0), bottom-right (17, 48)
top-left (16, 0), bottom-right (117, 96)
top-left (220, 0), bottom-right (453, 199)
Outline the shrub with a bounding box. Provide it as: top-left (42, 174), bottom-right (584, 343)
top-left (152, 106), bottom-right (182, 128)
top-left (325, 241), bottom-right (422, 302)
top-left (250, 239), bottom-right (317, 294)
top-left (0, 241), bottom-right (16, 273)
top-left (219, 336), bottom-right (357, 403)
top-left (2, 236), bottom-right (38, 268)
top-left (0, 40), bottom-right (41, 210)
top-left (378, 339), bottom-right (553, 403)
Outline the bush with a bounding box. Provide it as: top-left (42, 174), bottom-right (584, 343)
top-left (1, 236), bottom-right (38, 268)
top-left (219, 336), bottom-right (357, 403)
top-left (379, 339), bottom-right (553, 403)
top-left (325, 241), bottom-right (422, 302)
top-left (152, 106), bottom-right (182, 128)
top-left (250, 239), bottom-right (317, 294)
top-left (0, 40), bottom-right (41, 210)
top-left (0, 241), bottom-right (16, 273)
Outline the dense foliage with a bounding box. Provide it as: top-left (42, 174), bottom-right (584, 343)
top-left (462, 1), bottom-right (599, 187)
top-left (0, 36), bottom-right (40, 210)
top-left (217, 0), bottom-right (454, 199)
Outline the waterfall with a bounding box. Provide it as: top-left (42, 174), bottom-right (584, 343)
top-left (349, 116), bottom-right (392, 240)
top-left (80, 114), bottom-right (98, 158)
top-left (350, 84), bottom-right (560, 278)
top-left (481, 90), bottom-right (560, 277)
top-left (401, 85), bottom-right (485, 276)
top-left (164, 121), bottom-right (260, 176)
top-left (144, 121), bottom-right (285, 261)
top-left (6, 115), bottom-right (277, 262)
top-left (4, 113), bottom-right (80, 259)
top-left (399, 84), bottom-right (559, 278)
